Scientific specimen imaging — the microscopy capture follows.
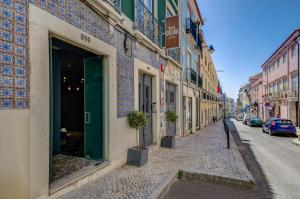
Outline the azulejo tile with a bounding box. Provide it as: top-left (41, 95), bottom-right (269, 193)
top-left (0, 98), bottom-right (12, 109)
top-left (15, 88), bottom-right (26, 98)
top-left (15, 56), bottom-right (26, 66)
top-left (1, 54), bottom-right (13, 64)
top-left (15, 3), bottom-right (26, 14)
top-left (2, 0), bottom-right (13, 8)
top-left (0, 30), bottom-right (13, 42)
top-left (15, 46), bottom-right (26, 56)
top-left (15, 24), bottom-right (26, 35)
top-left (1, 76), bottom-right (13, 86)
top-left (15, 66), bottom-right (25, 77)
top-left (1, 42), bottom-right (13, 53)
top-left (0, 19), bottom-right (13, 31)
top-left (15, 99), bottom-right (26, 109)
top-left (15, 34), bottom-right (26, 46)
top-left (0, 87), bottom-right (13, 97)
top-left (15, 14), bottom-right (26, 25)
top-left (0, 64), bottom-right (13, 76)
top-left (14, 78), bottom-right (26, 88)
top-left (1, 7), bottom-right (13, 20)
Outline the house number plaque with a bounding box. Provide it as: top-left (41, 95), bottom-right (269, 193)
top-left (81, 33), bottom-right (91, 43)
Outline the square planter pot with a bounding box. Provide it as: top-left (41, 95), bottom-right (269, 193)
top-left (127, 147), bottom-right (149, 167)
top-left (161, 136), bottom-right (175, 148)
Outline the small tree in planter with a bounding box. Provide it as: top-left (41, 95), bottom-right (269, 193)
top-left (127, 111), bottom-right (148, 167)
top-left (161, 111), bottom-right (178, 148)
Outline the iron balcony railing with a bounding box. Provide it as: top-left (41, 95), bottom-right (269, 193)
top-left (106, 0), bottom-right (121, 11)
top-left (186, 18), bottom-right (198, 43)
top-left (135, 0), bottom-right (163, 47)
top-left (186, 68), bottom-right (197, 85)
top-left (197, 74), bottom-right (202, 87)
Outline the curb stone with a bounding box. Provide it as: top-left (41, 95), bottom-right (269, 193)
top-left (292, 139), bottom-right (300, 147)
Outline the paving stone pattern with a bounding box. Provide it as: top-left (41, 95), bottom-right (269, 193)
top-left (60, 121), bottom-right (252, 199)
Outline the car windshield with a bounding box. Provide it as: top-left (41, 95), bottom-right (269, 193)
top-left (275, 120), bottom-right (293, 125)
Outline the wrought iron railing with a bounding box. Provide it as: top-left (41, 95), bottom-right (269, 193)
top-left (186, 68), bottom-right (197, 85)
top-left (197, 74), bottom-right (202, 87)
top-left (106, 0), bottom-right (121, 11)
top-left (186, 18), bottom-right (198, 43)
top-left (166, 48), bottom-right (181, 64)
top-left (135, 0), bottom-right (163, 47)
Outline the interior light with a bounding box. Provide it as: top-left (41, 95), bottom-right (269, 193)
top-left (68, 86), bottom-right (71, 91)
top-left (76, 87), bottom-right (80, 91)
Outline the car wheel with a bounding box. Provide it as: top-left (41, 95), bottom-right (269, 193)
top-left (268, 129), bottom-right (273, 136)
top-left (262, 128), bottom-right (265, 133)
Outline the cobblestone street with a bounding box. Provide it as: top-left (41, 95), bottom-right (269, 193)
top-left (60, 121), bottom-right (252, 199)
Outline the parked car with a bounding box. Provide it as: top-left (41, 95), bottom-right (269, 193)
top-left (262, 118), bottom-right (296, 135)
top-left (235, 114), bottom-right (244, 121)
top-left (246, 116), bottom-right (263, 127)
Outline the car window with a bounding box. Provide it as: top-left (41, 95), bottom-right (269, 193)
top-left (277, 120), bottom-right (293, 125)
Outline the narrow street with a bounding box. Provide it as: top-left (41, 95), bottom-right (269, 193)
top-left (232, 120), bottom-right (300, 199)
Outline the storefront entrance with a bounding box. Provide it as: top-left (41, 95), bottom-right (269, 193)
top-left (49, 38), bottom-right (104, 184)
top-left (166, 82), bottom-right (176, 136)
top-left (139, 74), bottom-right (153, 147)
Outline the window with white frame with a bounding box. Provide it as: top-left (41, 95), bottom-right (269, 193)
top-left (187, 51), bottom-right (192, 68)
top-left (283, 78), bottom-right (288, 90)
top-left (291, 72), bottom-right (298, 90)
top-left (283, 52), bottom-right (286, 63)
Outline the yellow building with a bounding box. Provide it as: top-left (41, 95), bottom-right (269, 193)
top-left (200, 34), bottom-right (220, 128)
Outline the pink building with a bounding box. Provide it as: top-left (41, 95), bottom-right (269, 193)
top-left (262, 29), bottom-right (300, 125)
top-left (249, 73), bottom-right (263, 118)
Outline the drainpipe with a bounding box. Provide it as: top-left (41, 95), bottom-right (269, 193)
top-left (296, 38), bottom-right (300, 127)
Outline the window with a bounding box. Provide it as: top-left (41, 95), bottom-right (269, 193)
top-left (269, 85), bottom-right (272, 94)
top-left (283, 78), bottom-right (288, 90)
top-left (291, 44), bottom-right (296, 57)
top-left (166, 8), bottom-right (172, 17)
top-left (277, 59), bottom-right (280, 68)
top-left (273, 82), bottom-right (277, 93)
top-left (291, 73), bottom-right (298, 90)
top-left (187, 51), bottom-right (192, 68)
top-left (283, 52), bottom-right (286, 63)
top-left (277, 80), bottom-right (282, 91)
top-left (144, 0), bottom-right (153, 13)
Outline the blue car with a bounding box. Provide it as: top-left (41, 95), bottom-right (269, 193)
top-left (262, 118), bottom-right (296, 135)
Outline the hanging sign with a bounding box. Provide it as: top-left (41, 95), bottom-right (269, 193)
top-left (165, 15), bottom-right (179, 49)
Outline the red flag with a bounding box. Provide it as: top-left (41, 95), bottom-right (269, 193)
top-left (217, 83), bottom-right (221, 94)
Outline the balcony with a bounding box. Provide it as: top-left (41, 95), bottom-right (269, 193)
top-left (106, 0), bottom-right (121, 11)
top-left (135, 0), bottom-right (163, 47)
top-left (197, 74), bottom-right (202, 88)
top-left (290, 89), bottom-right (298, 101)
top-left (186, 18), bottom-right (198, 43)
top-left (186, 68), bottom-right (197, 85)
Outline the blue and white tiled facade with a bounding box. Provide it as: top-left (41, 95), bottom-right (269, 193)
top-left (0, 0), bottom-right (167, 118)
top-left (0, 0), bottom-right (29, 109)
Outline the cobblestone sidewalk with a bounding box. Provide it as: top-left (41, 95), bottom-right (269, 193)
top-left (60, 121), bottom-right (253, 199)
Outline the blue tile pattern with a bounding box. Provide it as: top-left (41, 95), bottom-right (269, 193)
top-left (31, 0), bottom-right (113, 45)
top-left (0, 0), bottom-right (29, 109)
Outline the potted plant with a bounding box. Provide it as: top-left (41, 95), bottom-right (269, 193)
top-left (127, 111), bottom-right (148, 167)
top-left (161, 111), bottom-right (178, 148)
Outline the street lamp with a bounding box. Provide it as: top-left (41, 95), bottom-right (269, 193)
top-left (202, 45), bottom-right (215, 54)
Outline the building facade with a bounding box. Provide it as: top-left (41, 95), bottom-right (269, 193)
top-left (249, 72), bottom-right (263, 118)
top-left (180, 0), bottom-right (203, 134)
top-left (262, 29), bottom-right (300, 125)
top-left (200, 37), bottom-right (219, 127)
top-left (0, 0), bottom-right (185, 198)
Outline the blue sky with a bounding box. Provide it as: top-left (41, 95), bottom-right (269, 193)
top-left (197, 0), bottom-right (300, 100)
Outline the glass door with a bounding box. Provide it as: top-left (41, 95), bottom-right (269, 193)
top-left (84, 57), bottom-right (104, 160)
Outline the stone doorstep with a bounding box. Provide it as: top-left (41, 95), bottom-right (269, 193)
top-left (50, 161), bottom-right (111, 198)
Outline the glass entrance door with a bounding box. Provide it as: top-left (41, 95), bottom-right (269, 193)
top-left (84, 57), bottom-right (104, 160)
